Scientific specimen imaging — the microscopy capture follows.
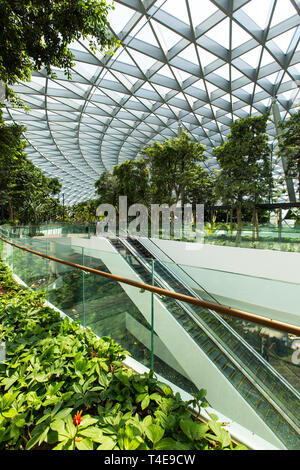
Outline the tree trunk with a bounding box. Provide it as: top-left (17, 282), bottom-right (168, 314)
top-left (211, 209), bottom-right (217, 227)
top-left (278, 208), bottom-right (282, 240)
top-left (236, 199), bottom-right (242, 244)
top-left (230, 207), bottom-right (233, 236)
top-left (8, 201), bottom-right (14, 221)
top-left (252, 206), bottom-right (259, 240)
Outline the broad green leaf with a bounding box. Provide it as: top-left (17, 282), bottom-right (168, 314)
top-left (115, 371), bottom-right (131, 388)
top-left (155, 438), bottom-right (192, 451)
top-left (118, 425), bottom-right (143, 450)
top-left (54, 407), bottom-right (73, 421)
top-left (144, 423), bottom-right (164, 444)
top-left (208, 419), bottom-right (222, 438)
top-left (97, 436), bottom-right (117, 450)
top-left (46, 430), bottom-right (59, 444)
top-left (50, 419), bottom-right (65, 435)
top-left (180, 419), bottom-right (208, 441)
top-left (136, 392), bottom-right (147, 403)
top-left (233, 444), bottom-right (248, 450)
top-left (26, 425), bottom-right (50, 450)
top-left (2, 408), bottom-right (18, 418)
top-left (141, 395), bottom-right (150, 410)
top-left (156, 382), bottom-right (173, 397)
top-left (79, 426), bottom-right (103, 443)
top-left (53, 438), bottom-right (75, 450)
top-left (219, 428), bottom-right (232, 448)
top-left (149, 392), bottom-right (162, 403)
top-left (75, 437), bottom-right (94, 450)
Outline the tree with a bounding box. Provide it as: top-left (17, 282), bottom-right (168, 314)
top-left (113, 159), bottom-right (151, 208)
top-left (143, 130), bottom-right (206, 207)
top-left (69, 199), bottom-right (99, 223)
top-left (0, 0), bottom-right (119, 104)
top-left (94, 170), bottom-right (119, 208)
top-left (278, 110), bottom-right (300, 201)
top-left (0, 108), bottom-right (61, 223)
top-left (185, 166), bottom-right (217, 223)
top-left (214, 115), bottom-right (271, 241)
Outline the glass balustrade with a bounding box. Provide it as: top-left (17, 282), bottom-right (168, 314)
top-left (0, 227), bottom-right (300, 449)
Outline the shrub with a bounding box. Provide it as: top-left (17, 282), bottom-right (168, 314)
top-left (0, 261), bottom-right (246, 450)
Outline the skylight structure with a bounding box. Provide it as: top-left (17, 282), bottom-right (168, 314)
top-left (3, 0), bottom-right (300, 204)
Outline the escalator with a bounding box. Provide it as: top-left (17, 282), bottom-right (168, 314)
top-left (109, 236), bottom-right (300, 450)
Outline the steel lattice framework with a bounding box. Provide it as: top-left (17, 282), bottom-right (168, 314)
top-left (3, 0), bottom-right (300, 204)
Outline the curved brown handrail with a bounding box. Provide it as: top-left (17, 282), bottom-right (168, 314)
top-left (1, 235), bottom-right (300, 336)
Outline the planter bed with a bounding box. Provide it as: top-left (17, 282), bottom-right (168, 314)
top-left (0, 260), bottom-right (246, 451)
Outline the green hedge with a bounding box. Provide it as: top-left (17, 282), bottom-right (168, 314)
top-left (0, 261), bottom-right (246, 450)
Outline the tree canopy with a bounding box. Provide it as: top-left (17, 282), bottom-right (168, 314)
top-left (214, 114), bottom-right (271, 239)
top-left (0, 109), bottom-right (61, 223)
top-left (142, 130), bottom-right (207, 206)
top-left (0, 0), bottom-right (119, 87)
top-left (112, 159), bottom-right (151, 208)
top-left (278, 110), bottom-right (300, 201)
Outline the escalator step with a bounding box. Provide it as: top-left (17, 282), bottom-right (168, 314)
top-left (207, 346), bottom-right (217, 356)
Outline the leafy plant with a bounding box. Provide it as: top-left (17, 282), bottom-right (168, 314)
top-left (0, 260), bottom-right (247, 451)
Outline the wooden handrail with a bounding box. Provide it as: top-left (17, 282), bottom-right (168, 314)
top-left (1, 235), bottom-right (300, 336)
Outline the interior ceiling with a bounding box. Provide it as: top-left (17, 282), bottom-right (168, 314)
top-left (3, 0), bottom-right (300, 205)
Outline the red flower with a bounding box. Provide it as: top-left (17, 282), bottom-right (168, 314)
top-left (73, 410), bottom-right (83, 427)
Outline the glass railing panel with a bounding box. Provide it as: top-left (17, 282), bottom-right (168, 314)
top-left (117, 237), bottom-right (300, 447)
top-left (79, 243), bottom-right (198, 394)
top-left (1, 230), bottom-right (300, 448)
top-left (167, 260), bottom-right (300, 327)
top-left (202, 225), bottom-right (300, 253)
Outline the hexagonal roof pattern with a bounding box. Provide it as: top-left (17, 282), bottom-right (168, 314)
top-left (3, 0), bottom-right (300, 204)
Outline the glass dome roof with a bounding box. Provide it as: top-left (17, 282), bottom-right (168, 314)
top-left (3, 0), bottom-right (300, 204)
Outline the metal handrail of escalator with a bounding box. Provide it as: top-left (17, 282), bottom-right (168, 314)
top-left (125, 235), bottom-right (300, 400)
top-left (111, 237), bottom-right (300, 440)
top-left (0, 233), bottom-right (299, 336)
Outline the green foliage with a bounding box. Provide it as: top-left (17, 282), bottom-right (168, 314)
top-left (214, 114), bottom-right (271, 206)
top-left (0, 109), bottom-right (62, 224)
top-left (66, 199), bottom-right (99, 223)
top-left (278, 110), bottom-right (300, 201)
top-left (0, 0), bottom-right (119, 87)
top-left (143, 130), bottom-right (207, 206)
top-left (95, 159), bottom-right (151, 213)
top-left (0, 261), bottom-right (246, 451)
top-left (214, 114), bottom-right (272, 240)
top-left (113, 159), bottom-right (151, 208)
top-left (94, 171), bottom-right (120, 208)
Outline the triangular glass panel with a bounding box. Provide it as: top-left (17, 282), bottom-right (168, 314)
top-left (197, 46), bottom-right (217, 68)
top-left (230, 65), bottom-right (244, 80)
top-left (241, 82), bottom-right (254, 95)
top-left (231, 21), bottom-right (253, 49)
top-left (270, 0), bottom-right (298, 28)
top-left (178, 43), bottom-right (199, 64)
top-left (160, 0), bottom-right (190, 25)
top-left (240, 45), bottom-right (262, 68)
top-left (188, 0), bottom-right (218, 28)
top-left (107, 3), bottom-right (135, 34)
top-left (216, 63), bottom-right (230, 80)
top-left (206, 17), bottom-right (230, 50)
top-left (156, 64), bottom-right (174, 79)
top-left (171, 67), bottom-right (191, 83)
top-left (135, 21), bottom-right (160, 47)
top-left (273, 28), bottom-right (296, 53)
top-left (130, 49), bottom-right (157, 72)
top-left (241, 0), bottom-right (273, 29)
top-left (152, 19), bottom-right (182, 52)
top-left (260, 48), bottom-right (275, 67)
